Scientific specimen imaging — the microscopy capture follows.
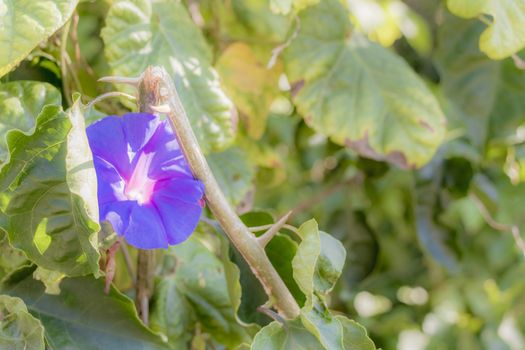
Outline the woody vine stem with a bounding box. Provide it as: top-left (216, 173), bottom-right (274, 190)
top-left (123, 65), bottom-right (301, 320)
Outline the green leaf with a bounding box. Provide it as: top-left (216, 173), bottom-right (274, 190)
top-left (301, 302), bottom-right (344, 350)
top-left (2, 274), bottom-right (169, 350)
top-left (0, 81), bottom-right (61, 162)
top-left (266, 234), bottom-right (306, 305)
top-left (226, 240), bottom-right (269, 326)
top-left (488, 59), bottom-right (525, 141)
top-left (292, 219), bottom-right (346, 304)
top-left (251, 313), bottom-right (375, 350)
top-left (314, 232), bottom-right (346, 294)
top-left (150, 277), bottom-right (194, 349)
top-left (227, 0), bottom-right (291, 44)
top-left (447, 0), bottom-right (525, 59)
top-left (284, 0), bottom-right (446, 168)
top-left (251, 320), bottom-right (324, 349)
top-left (0, 99), bottom-right (100, 276)
top-left (205, 218), bottom-right (266, 331)
top-left (207, 146), bottom-right (255, 206)
top-left (0, 231), bottom-right (28, 282)
top-left (0, 295), bottom-right (45, 350)
top-left (336, 316), bottom-right (376, 350)
top-left (102, 0), bottom-right (235, 153)
top-left (292, 219), bottom-right (320, 302)
top-left (168, 236), bottom-right (250, 348)
top-left (0, 0), bottom-right (79, 77)
top-left (434, 14), bottom-right (498, 146)
top-left (216, 43), bottom-right (282, 139)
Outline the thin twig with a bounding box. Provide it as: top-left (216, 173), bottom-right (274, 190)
top-left (511, 54), bottom-right (525, 70)
top-left (478, 14), bottom-right (492, 26)
top-left (99, 75), bottom-right (142, 86)
top-left (249, 222), bottom-right (298, 233)
top-left (60, 19), bottom-right (73, 106)
top-left (86, 91), bottom-right (136, 110)
top-left (257, 306), bottom-right (286, 326)
top-left (267, 15), bottom-right (300, 69)
top-left (470, 193), bottom-right (525, 258)
top-left (135, 249), bottom-right (155, 325)
top-left (138, 66), bottom-right (301, 319)
top-left (257, 211), bottom-right (293, 247)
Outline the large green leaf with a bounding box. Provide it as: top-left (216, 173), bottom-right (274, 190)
top-left (0, 0), bottom-right (79, 77)
top-left (166, 235), bottom-right (250, 348)
top-left (2, 274), bottom-right (169, 349)
top-left (284, 0), bottom-right (446, 168)
top-left (102, 0), bottom-right (235, 153)
top-left (150, 278), bottom-right (194, 349)
top-left (0, 295), bottom-right (45, 350)
top-left (447, 0), bottom-right (525, 59)
top-left (207, 146), bottom-right (255, 206)
top-left (0, 81), bottom-right (61, 162)
top-left (0, 99), bottom-right (100, 276)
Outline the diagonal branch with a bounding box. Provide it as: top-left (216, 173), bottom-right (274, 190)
top-left (138, 66), bottom-right (301, 319)
top-left (470, 193), bottom-right (525, 258)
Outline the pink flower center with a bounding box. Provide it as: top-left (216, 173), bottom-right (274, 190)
top-left (124, 151), bottom-right (156, 205)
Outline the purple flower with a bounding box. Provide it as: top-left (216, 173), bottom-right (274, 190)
top-left (86, 113), bottom-right (204, 249)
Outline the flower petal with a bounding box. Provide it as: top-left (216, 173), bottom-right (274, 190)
top-left (154, 178), bottom-right (204, 203)
top-left (144, 121), bottom-right (193, 180)
top-left (100, 200), bottom-right (136, 237)
top-left (152, 193), bottom-right (202, 245)
top-left (121, 113), bottom-right (160, 154)
top-left (124, 204), bottom-right (169, 249)
top-left (86, 116), bottom-right (132, 178)
top-left (93, 156), bottom-right (126, 205)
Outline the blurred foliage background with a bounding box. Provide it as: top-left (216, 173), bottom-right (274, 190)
top-left (2, 0), bottom-right (525, 349)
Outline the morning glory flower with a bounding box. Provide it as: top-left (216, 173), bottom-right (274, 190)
top-left (86, 113), bottom-right (204, 249)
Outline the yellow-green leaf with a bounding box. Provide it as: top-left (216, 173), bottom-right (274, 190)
top-left (0, 295), bottom-right (45, 350)
top-left (0, 0), bottom-right (79, 77)
top-left (447, 0), bottom-right (525, 59)
top-left (216, 43), bottom-right (282, 139)
top-left (0, 81), bottom-right (61, 162)
top-left (284, 0), bottom-right (446, 168)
